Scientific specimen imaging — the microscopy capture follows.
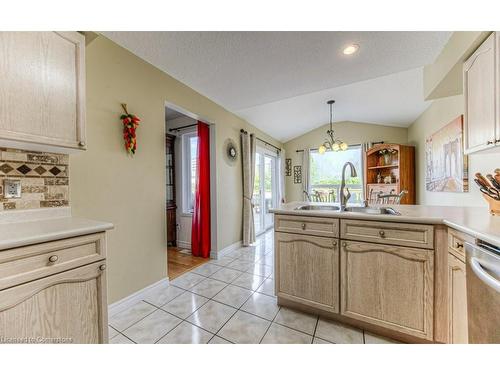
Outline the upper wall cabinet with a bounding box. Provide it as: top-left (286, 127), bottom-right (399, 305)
top-left (0, 32), bottom-right (86, 153)
top-left (463, 32), bottom-right (500, 154)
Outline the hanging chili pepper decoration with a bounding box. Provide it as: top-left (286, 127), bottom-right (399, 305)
top-left (120, 103), bottom-right (141, 155)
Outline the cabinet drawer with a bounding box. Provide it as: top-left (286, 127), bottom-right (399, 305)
top-left (275, 215), bottom-right (339, 238)
top-left (448, 229), bottom-right (473, 262)
top-left (340, 219), bottom-right (434, 249)
top-left (0, 233), bottom-right (106, 290)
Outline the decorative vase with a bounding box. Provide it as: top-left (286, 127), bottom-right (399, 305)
top-left (383, 153), bottom-right (392, 166)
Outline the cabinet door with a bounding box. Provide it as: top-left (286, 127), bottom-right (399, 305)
top-left (275, 232), bottom-right (339, 313)
top-left (448, 253), bottom-right (468, 343)
top-left (0, 261), bottom-right (107, 344)
top-left (0, 32), bottom-right (86, 151)
top-left (464, 32), bottom-right (496, 153)
top-left (340, 240), bottom-right (434, 340)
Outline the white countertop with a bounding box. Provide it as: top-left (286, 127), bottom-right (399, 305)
top-left (271, 202), bottom-right (500, 247)
top-left (0, 213), bottom-right (114, 250)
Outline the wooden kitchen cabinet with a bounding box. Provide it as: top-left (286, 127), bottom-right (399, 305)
top-left (447, 252), bottom-right (468, 344)
top-left (0, 233), bottom-right (108, 344)
top-left (463, 32), bottom-right (500, 154)
top-left (275, 232), bottom-right (339, 313)
top-left (0, 31), bottom-right (86, 153)
top-left (340, 240), bottom-right (434, 340)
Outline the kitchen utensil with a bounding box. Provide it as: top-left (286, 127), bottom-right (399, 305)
top-left (487, 174), bottom-right (500, 190)
top-left (475, 173), bottom-right (493, 188)
top-left (480, 187), bottom-right (500, 200)
top-left (474, 178), bottom-right (490, 190)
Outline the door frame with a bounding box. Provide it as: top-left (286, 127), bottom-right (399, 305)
top-left (254, 144), bottom-right (279, 235)
top-left (164, 101), bottom-right (218, 255)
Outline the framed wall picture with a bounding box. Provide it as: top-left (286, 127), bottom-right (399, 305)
top-left (285, 158), bottom-right (292, 176)
top-left (293, 165), bottom-right (302, 184)
top-left (425, 115), bottom-right (469, 192)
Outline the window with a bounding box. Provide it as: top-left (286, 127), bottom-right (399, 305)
top-left (182, 132), bottom-right (198, 213)
top-left (309, 145), bottom-right (364, 204)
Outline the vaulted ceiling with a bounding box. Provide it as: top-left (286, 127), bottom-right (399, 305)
top-left (103, 31), bottom-right (452, 142)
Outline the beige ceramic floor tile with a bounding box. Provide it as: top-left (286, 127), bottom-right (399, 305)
top-left (313, 337), bottom-right (333, 344)
top-left (190, 278), bottom-right (228, 298)
top-left (162, 291), bottom-right (209, 319)
top-left (212, 284), bottom-right (253, 308)
top-left (261, 323), bottom-right (313, 344)
top-left (218, 311), bottom-right (271, 344)
top-left (186, 300), bottom-right (237, 333)
top-left (191, 263), bottom-right (223, 277)
top-left (123, 309), bottom-right (182, 344)
top-left (364, 332), bottom-right (400, 344)
top-left (246, 263), bottom-right (273, 277)
top-left (273, 307), bottom-right (318, 335)
top-left (143, 284), bottom-right (185, 307)
top-left (226, 259), bottom-right (254, 272)
top-left (241, 292), bottom-right (280, 320)
top-left (315, 318), bottom-right (364, 344)
top-left (210, 267), bottom-right (244, 283)
top-left (108, 326), bottom-right (120, 339)
top-left (256, 277), bottom-right (275, 296)
top-left (109, 301), bottom-right (156, 331)
top-left (170, 272), bottom-right (206, 290)
top-left (109, 334), bottom-right (135, 344)
top-left (208, 336), bottom-right (233, 344)
top-left (231, 272), bottom-right (266, 291)
top-left (157, 321), bottom-right (213, 344)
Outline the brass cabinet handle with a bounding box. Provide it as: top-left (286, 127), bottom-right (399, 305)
top-left (496, 139), bottom-right (500, 144)
top-left (456, 242), bottom-right (464, 249)
top-left (379, 230), bottom-right (386, 238)
top-left (301, 223), bottom-right (306, 230)
top-left (487, 140), bottom-right (495, 145)
top-left (48, 255), bottom-right (59, 263)
top-left (99, 264), bottom-right (106, 271)
top-left (332, 240), bottom-right (337, 246)
top-left (342, 242), bottom-right (347, 247)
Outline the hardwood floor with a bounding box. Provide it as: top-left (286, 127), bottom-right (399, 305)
top-left (167, 247), bottom-right (209, 280)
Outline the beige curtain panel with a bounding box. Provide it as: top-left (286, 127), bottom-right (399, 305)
top-left (241, 131), bottom-right (256, 246)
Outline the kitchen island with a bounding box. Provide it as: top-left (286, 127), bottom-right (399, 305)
top-left (270, 202), bottom-right (500, 343)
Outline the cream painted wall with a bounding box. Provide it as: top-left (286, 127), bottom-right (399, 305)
top-left (283, 121), bottom-right (409, 202)
top-left (70, 36), bottom-right (281, 303)
top-left (408, 94), bottom-right (499, 207)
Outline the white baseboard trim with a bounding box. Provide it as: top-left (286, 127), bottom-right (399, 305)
top-left (215, 240), bottom-right (243, 259)
top-left (108, 278), bottom-right (170, 317)
top-left (177, 240), bottom-right (191, 249)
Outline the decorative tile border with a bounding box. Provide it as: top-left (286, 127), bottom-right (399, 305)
top-left (0, 148), bottom-right (69, 211)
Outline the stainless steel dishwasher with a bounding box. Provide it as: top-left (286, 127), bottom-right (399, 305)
top-left (465, 240), bottom-right (500, 343)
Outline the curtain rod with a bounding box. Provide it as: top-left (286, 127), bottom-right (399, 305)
top-left (295, 141), bottom-right (384, 153)
top-left (240, 129), bottom-right (281, 152)
top-left (169, 123), bottom-right (198, 132)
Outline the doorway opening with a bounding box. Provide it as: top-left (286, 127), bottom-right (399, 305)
top-left (165, 105), bottom-right (214, 279)
top-left (253, 143), bottom-right (279, 236)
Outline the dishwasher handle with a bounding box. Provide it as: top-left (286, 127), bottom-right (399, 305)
top-left (470, 257), bottom-right (500, 293)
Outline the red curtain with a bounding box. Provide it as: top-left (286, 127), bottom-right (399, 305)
top-left (191, 121), bottom-right (211, 258)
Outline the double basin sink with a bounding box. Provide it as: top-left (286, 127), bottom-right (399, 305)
top-left (295, 204), bottom-right (400, 216)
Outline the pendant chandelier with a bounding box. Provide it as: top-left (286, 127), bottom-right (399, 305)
top-left (318, 100), bottom-right (348, 154)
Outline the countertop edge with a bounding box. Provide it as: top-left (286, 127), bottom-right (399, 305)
top-left (0, 220), bottom-right (114, 251)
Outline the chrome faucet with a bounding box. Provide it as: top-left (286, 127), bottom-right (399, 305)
top-left (340, 162), bottom-right (357, 211)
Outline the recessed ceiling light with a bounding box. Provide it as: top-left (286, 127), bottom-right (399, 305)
top-left (343, 44), bottom-right (359, 55)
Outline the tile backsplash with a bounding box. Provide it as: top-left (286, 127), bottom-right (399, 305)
top-left (0, 148), bottom-right (69, 211)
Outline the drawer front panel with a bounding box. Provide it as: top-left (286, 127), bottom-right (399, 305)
top-left (0, 233), bottom-right (105, 290)
top-left (447, 229), bottom-right (473, 262)
top-left (275, 215), bottom-right (339, 238)
top-left (340, 219), bottom-right (434, 249)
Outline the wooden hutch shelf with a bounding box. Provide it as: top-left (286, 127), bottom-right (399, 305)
top-left (364, 143), bottom-right (415, 204)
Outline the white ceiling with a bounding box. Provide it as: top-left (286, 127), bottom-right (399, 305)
top-left (103, 31), bottom-right (452, 142)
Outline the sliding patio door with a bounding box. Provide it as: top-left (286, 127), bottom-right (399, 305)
top-left (253, 145), bottom-right (278, 235)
